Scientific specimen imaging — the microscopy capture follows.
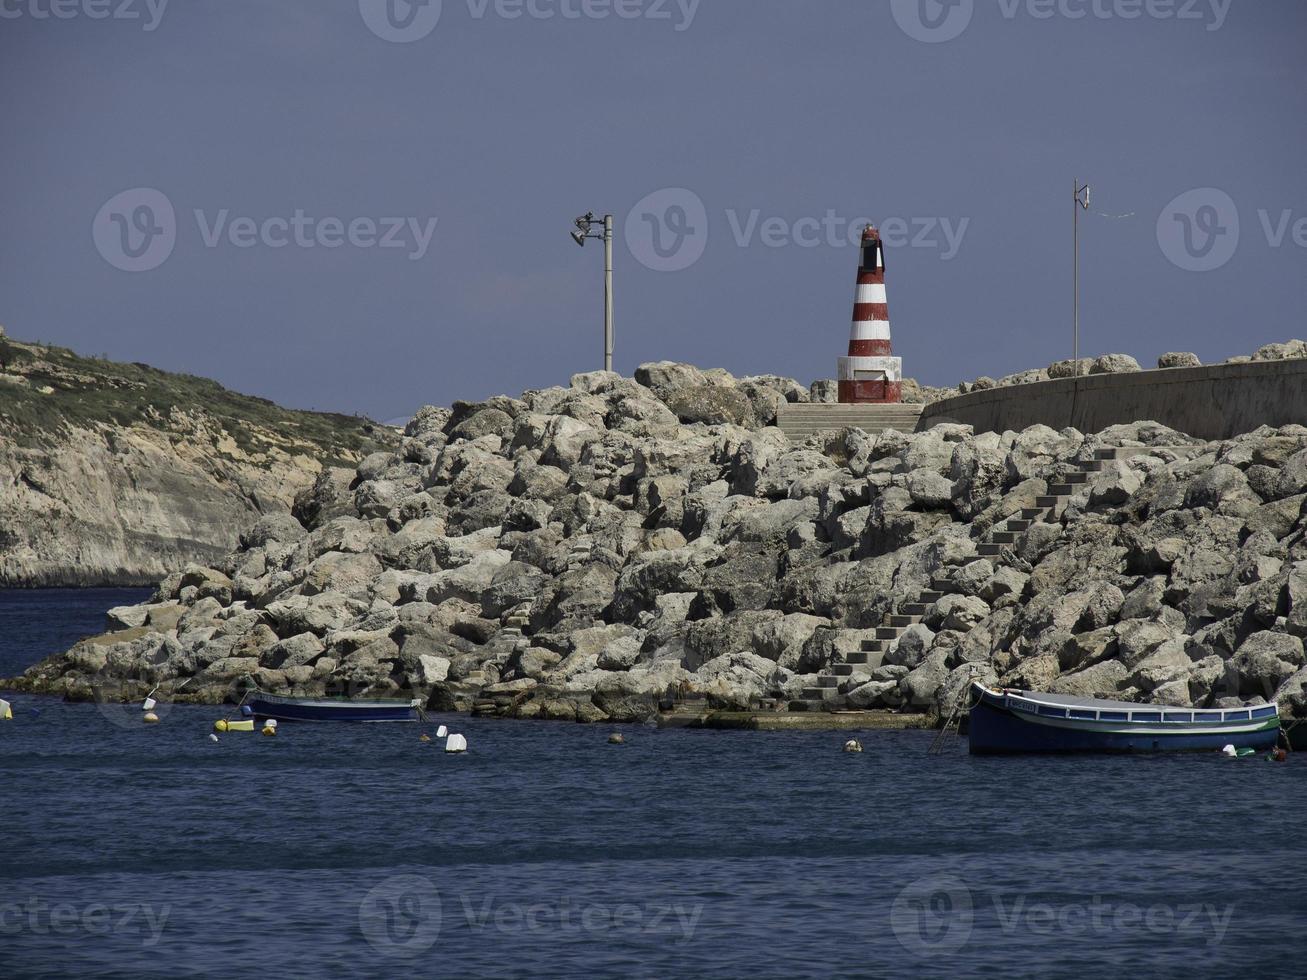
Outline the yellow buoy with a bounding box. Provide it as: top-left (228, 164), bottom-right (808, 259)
top-left (1, 699), bottom-right (12, 721)
top-left (214, 719), bottom-right (229, 733)
top-left (420, 733), bottom-right (432, 742)
top-left (143, 712), bottom-right (160, 724)
top-left (261, 725), bottom-right (276, 736)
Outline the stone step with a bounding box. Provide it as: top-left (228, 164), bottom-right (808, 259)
top-left (1006, 519), bottom-right (1032, 532)
top-left (918, 590), bottom-right (944, 603)
top-left (990, 531), bottom-right (1017, 545)
top-left (860, 639), bottom-right (886, 652)
top-left (801, 686), bottom-right (840, 701)
top-left (888, 614), bottom-right (920, 628)
top-left (846, 650), bottom-right (873, 664)
top-left (1047, 483), bottom-right (1076, 495)
top-left (1093, 448), bottom-right (1117, 460)
top-left (875, 626), bottom-right (902, 640)
top-left (831, 663), bottom-right (859, 676)
top-left (977, 543), bottom-right (1003, 557)
top-left (900, 602), bottom-right (929, 617)
top-left (1063, 472), bottom-right (1089, 485)
top-left (816, 675), bottom-right (840, 689)
top-left (1035, 496), bottom-right (1063, 509)
top-left (1020, 507), bottom-right (1046, 519)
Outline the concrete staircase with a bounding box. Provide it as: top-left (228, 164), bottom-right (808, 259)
top-left (777, 403), bottom-right (924, 442)
top-left (787, 446), bottom-right (1169, 712)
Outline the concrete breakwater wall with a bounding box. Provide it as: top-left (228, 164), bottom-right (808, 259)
top-left (918, 359), bottom-right (1307, 441)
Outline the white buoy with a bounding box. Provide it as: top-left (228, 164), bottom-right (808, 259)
top-left (1221, 744), bottom-right (1237, 757)
top-left (208, 733), bottom-right (219, 742)
top-left (143, 711), bottom-right (160, 724)
top-left (436, 725), bottom-right (448, 738)
top-left (445, 733), bottom-right (467, 753)
top-left (843, 739), bottom-right (863, 753)
top-left (1, 699), bottom-right (12, 721)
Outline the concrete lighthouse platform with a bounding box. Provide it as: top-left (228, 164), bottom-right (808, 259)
top-left (776, 402), bottom-right (924, 442)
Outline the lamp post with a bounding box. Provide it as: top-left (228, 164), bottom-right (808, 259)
top-left (1073, 180), bottom-right (1091, 376)
top-left (571, 212), bottom-right (614, 373)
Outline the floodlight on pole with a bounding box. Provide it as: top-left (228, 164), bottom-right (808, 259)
top-left (569, 211), bottom-right (614, 372)
top-left (1074, 180), bottom-right (1091, 377)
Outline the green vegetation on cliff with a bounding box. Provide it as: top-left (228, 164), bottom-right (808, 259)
top-left (0, 332), bottom-right (392, 466)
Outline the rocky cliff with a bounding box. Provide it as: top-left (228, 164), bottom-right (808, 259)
top-left (9, 357), bottom-right (1307, 725)
top-left (0, 331), bottom-right (396, 586)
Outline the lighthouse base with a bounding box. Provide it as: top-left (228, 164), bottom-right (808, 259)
top-left (838, 380), bottom-right (902, 404)
top-left (836, 355), bottom-right (903, 404)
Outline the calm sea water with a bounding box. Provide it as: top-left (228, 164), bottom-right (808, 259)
top-left (3, 590), bottom-right (1307, 979)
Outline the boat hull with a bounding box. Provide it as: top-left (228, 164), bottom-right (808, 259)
top-left (248, 694), bottom-right (418, 723)
top-left (968, 685), bottom-right (1280, 755)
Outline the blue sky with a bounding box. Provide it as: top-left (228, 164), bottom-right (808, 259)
top-left (1, 0), bottom-right (1304, 420)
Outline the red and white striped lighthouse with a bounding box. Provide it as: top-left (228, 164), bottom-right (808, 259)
top-left (837, 225), bottom-right (902, 403)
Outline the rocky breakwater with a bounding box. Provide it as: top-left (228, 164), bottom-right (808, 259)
top-left (9, 361), bottom-right (1307, 728)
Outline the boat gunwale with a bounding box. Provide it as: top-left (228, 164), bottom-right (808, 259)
top-left (971, 682), bottom-right (1279, 727)
top-left (246, 690), bottom-right (422, 710)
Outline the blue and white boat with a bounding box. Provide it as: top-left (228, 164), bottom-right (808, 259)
top-left (246, 690), bottom-right (422, 724)
top-left (967, 682), bottom-right (1280, 755)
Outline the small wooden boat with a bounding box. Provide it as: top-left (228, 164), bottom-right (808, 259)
top-left (968, 682), bottom-right (1280, 755)
top-left (245, 690), bottom-right (422, 724)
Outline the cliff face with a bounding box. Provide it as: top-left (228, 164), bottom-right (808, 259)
top-left (0, 332), bottom-right (396, 586)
